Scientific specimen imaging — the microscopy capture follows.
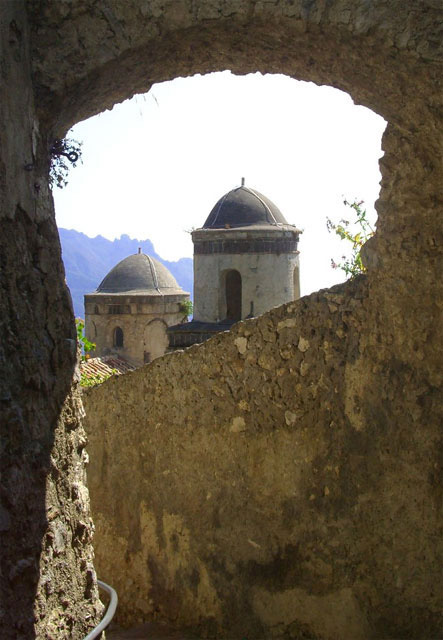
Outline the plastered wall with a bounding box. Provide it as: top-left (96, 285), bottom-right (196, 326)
top-left (193, 252), bottom-right (300, 322)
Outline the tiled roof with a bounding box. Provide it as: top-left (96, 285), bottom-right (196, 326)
top-left (167, 319), bottom-right (236, 349)
top-left (167, 320), bottom-right (235, 334)
top-left (80, 356), bottom-right (136, 380)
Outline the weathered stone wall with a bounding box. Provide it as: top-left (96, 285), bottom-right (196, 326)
top-left (0, 3), bottom-right (101, 637)
top-left (84, 274), bottom-right (442, 639)
top-left (0, 1), bottom-right (441, 637)
top-left (35, 374), bottom-right (103, 637)
top-left (27, 0), bottom-right (442, 139)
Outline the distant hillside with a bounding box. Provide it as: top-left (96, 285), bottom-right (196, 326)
top-left (58, 228), bottom-right (193, 318)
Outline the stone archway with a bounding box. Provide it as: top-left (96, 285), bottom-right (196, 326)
top-left (1, 2), bottom-right (441, 639)
top-left (29, 2), bottom-right (442, 380)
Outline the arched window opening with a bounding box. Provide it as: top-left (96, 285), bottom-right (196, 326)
top-left (114, 326), bottom-right (124, 348)
top-left (225, 270), bottom-right (242, 321)
top-left (94, 305), bottom-right (100, 315)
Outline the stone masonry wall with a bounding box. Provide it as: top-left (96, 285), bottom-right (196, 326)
top-left (0, 3), bottom-right (101, 638)
top-left (27, 0), bottom-right (442, 139)
top-left (35, 373), bottom-right (103, 637)
top-left (84, 275), bottom-right (442, 640)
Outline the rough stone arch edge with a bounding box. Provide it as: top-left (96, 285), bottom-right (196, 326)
top-left (33, 4), bottom-right (441, 138)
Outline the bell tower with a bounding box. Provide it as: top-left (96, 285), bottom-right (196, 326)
top-left (168, 181), bottom-right (301, 350)
top-left (192, 180), bottom-right (301, 323)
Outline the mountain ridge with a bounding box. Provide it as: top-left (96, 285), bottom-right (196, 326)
top-left (58, 228), bottom-right (193, 318)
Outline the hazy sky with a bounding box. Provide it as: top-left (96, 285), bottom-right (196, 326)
top-left (54, 71), bottom-right (386, 296)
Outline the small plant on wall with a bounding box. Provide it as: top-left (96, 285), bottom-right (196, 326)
top-left (75, 318), bottom-right (95, 361)
top-left (49, 137), bottom-right (82, 189)
top-left (179, 300), bottom-right (193, 319)
top-left (80, 370), bottom-right (117, 388)
top-left (327, 199), bottom-right (375, 278)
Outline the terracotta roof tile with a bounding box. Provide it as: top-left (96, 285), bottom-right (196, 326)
top-left (80, 356), bottom-right (136, 380)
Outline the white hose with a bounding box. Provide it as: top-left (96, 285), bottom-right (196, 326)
top-left (83, 579), bottom-right (118, 640)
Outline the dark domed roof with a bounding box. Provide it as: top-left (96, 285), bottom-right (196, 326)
top-left (96, 253), bottom-right (183, 294)
top-left (203, 185), bottom-right (288, 229)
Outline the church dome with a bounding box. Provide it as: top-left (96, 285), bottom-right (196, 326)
top-left (203, 184), bottom-right (288, 229)
top-left (96, 252), bottom-right (183, 294)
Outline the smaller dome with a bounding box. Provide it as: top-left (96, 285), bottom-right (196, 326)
top-left (203, 185), bottom-right (288, 229)
top-left (96, 253), bottom-right (183, 294)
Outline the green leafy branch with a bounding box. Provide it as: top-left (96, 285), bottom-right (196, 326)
top-left (179, 300), bottom-right (193, 318)
top-left (80, 370), bottom-right (117, 388)
top-left (75, 318), bottom-right (95, 361)
top-left (326, 199), bottom-right (375, 279)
